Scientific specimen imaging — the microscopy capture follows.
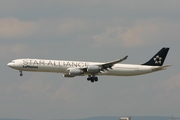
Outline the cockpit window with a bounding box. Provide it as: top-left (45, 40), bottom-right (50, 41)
top-left (12, 61), bottom-right (15, 63)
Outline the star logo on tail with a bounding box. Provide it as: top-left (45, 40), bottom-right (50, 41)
top-left (154, 55), bottom-right (162, 64)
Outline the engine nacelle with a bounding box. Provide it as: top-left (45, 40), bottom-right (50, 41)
top-left (67, 68), bottom-right (83, 76)
top-left (87, 65), bottom-right (101, 73)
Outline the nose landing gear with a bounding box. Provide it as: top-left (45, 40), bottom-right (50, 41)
top-left (19, 71), bottom-right (23, 76)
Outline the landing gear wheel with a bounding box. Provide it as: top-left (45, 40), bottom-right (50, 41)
top-left (94, 77), bottom-right (98, 82)
top-left (19, 71), bottom-right (23, 76)
top-left (91, 79), bottom-right (94, 83)
top-left (87, 75), bottom-right (91, 81)
top-left (87, 75), bottom-right (98, 83)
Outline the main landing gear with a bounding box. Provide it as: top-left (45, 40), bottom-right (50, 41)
top-left (87, 75), bottom-right (98, 83)
top-left (19, 71), bottom-right (23, 76)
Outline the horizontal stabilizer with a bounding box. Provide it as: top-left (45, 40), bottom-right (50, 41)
top-left (152, 65), bottom-right (172, 71)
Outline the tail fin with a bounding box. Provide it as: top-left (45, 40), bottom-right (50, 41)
top-left (142, 47), bottom-right (170, 66)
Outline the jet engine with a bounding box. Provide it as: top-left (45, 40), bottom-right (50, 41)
top-left (87, 65), bottom-right (101, 73)
top-left (67, 68), bottom-right (84, 76)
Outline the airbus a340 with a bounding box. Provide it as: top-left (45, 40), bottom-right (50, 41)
top-left (7, 47), bottom-right (171, 82)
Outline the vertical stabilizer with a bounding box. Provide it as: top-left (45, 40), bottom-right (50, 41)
top-left (142, 47), bottom-right (169, 66)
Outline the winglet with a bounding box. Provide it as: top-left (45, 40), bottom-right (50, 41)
top-left (122, 55), bottom-right (128, 61)
top-left (101, 55), bottom-right (128, 68)
top-left (106, 55), bottom-right (128, 65)
top-left (114, 55), bottom-right (128, 64)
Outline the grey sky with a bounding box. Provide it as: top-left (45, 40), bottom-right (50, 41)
top-left (1, 0), bottom-right (180, 119)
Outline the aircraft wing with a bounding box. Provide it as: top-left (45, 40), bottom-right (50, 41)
top-left (100, 55), bottom-right (128, 69)
top-left (81, 55), bottom-right (128, 73)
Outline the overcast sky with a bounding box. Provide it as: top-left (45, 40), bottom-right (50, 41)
top-left (1, 0), bottom-right (180, 119)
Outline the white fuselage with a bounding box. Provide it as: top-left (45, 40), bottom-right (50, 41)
top-left (7, 59), bottom-right (160, 76)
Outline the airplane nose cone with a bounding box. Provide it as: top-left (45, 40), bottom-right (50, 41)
top-left (7, 62), bottom-right (13, 67)
top-left (7, 63), bottom-right (10, 66)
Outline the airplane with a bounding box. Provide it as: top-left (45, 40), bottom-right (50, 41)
top-left (7, 47), bottom-right (171, 82)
